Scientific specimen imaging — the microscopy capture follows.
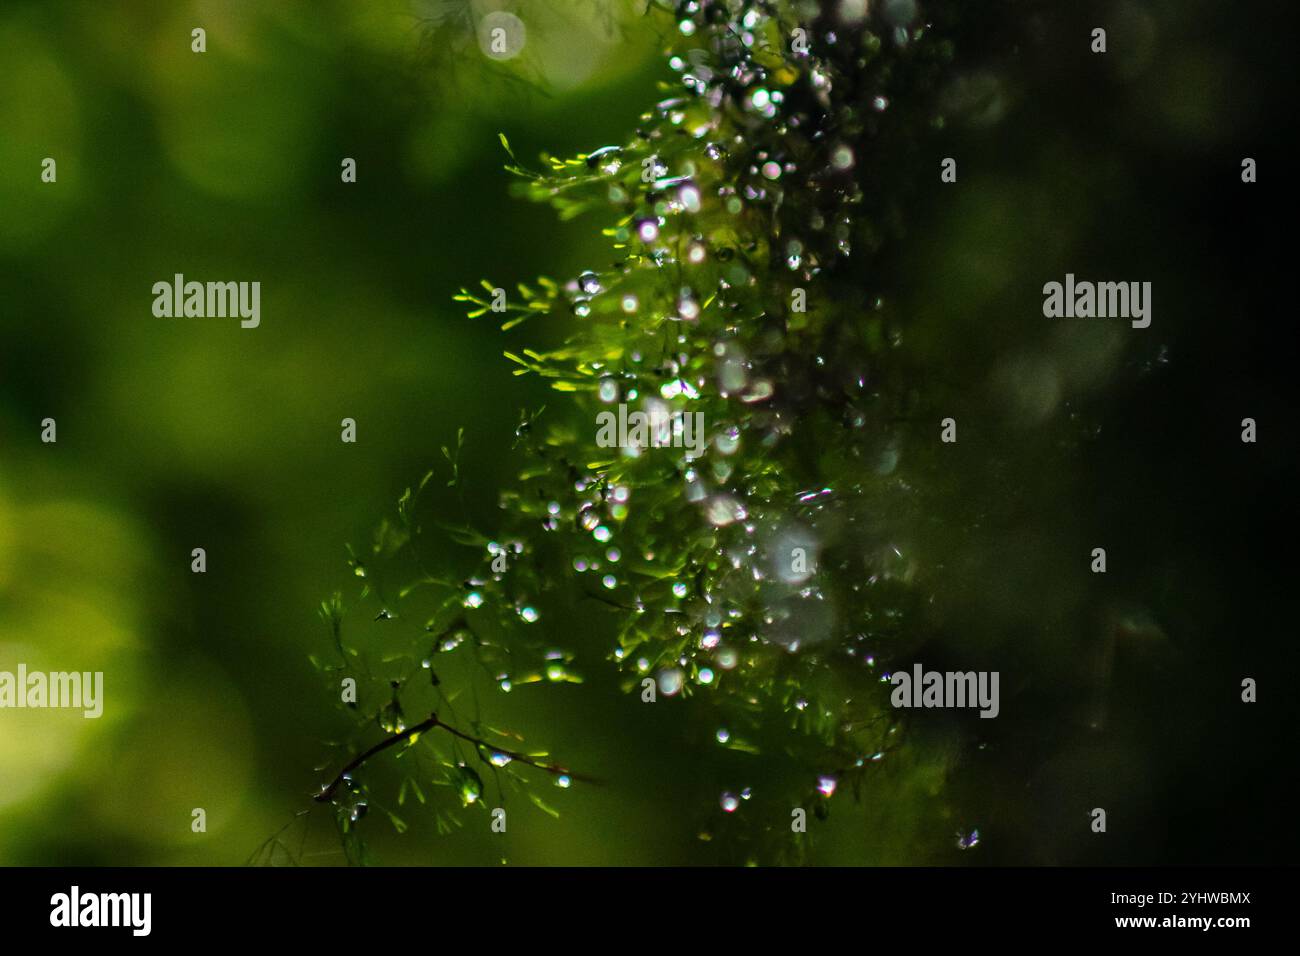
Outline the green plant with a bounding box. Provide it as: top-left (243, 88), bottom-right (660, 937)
top-left (310, 0), bottom-right (1008, 865)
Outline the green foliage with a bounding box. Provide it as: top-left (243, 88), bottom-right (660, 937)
top-left (313, 0), bottom-right (999, 864)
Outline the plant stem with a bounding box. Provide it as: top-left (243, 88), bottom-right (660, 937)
top-left (314, 712), bottom-right (595, 802)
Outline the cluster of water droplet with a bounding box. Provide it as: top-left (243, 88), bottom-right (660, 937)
top-left (447, 0), bottom-right (961, 838)
top-left (326, 0), bottom-right (971, 857)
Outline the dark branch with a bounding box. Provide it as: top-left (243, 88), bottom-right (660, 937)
top-left (314, 711), bottom-right (597, 803)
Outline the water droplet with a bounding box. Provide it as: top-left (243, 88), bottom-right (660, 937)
top-left (578, 271), bottom-right (602, 295)
top-left (716, 727), bottom-right (730, 744)
top-left (489, 751), bottom-right (512, 768)
top-left (838, 0), bottom-right (869, 25)
top-left (884, 0), bottom-right (920, 26)
top-left (817, 775), bottom-right (838, 797)
top-left (679, 182), bottom-right (702, 213)
top-left (658, 668), bottom-right (684, 696)
top-left (720, 792), bottom-right (740, 813)
top-left (585, 145), bottom-right (623, 174)
top-left (377, 698), bottom-right (405, 734)
top-left (711, 425), bottom-right (739, 455)
top-left (784, 239), bottom-right (803, 270)
top-left (747, 88), bottom-right (775, 117)
top-left (518, 605), bottom-right (539, 623)
top-left (455, 764), bottom-right (483, 806)
top-left (705, 495), bottom-right (747, 527)
top-left (957, 828), bottom-right (981, 850)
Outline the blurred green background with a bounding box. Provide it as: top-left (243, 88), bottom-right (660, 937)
top-left (0, 0), bottom-right (677, 866)
top-left (1, 0), bottom-right (1295, 865)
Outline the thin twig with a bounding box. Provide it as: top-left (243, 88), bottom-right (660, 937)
top-left (315, 714), bottom-right (440, 802)
top-left (314, 712), bottom-right (597, 803)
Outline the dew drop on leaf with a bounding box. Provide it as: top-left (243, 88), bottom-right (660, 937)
top-left (455, 765), bottom-right (483, 806)
top-left (658, 668), bottom-right (684, 696)
top-left (705, 495), bottom-right (747, 527)
top-left (377, 698), bottom-right (405, 734)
